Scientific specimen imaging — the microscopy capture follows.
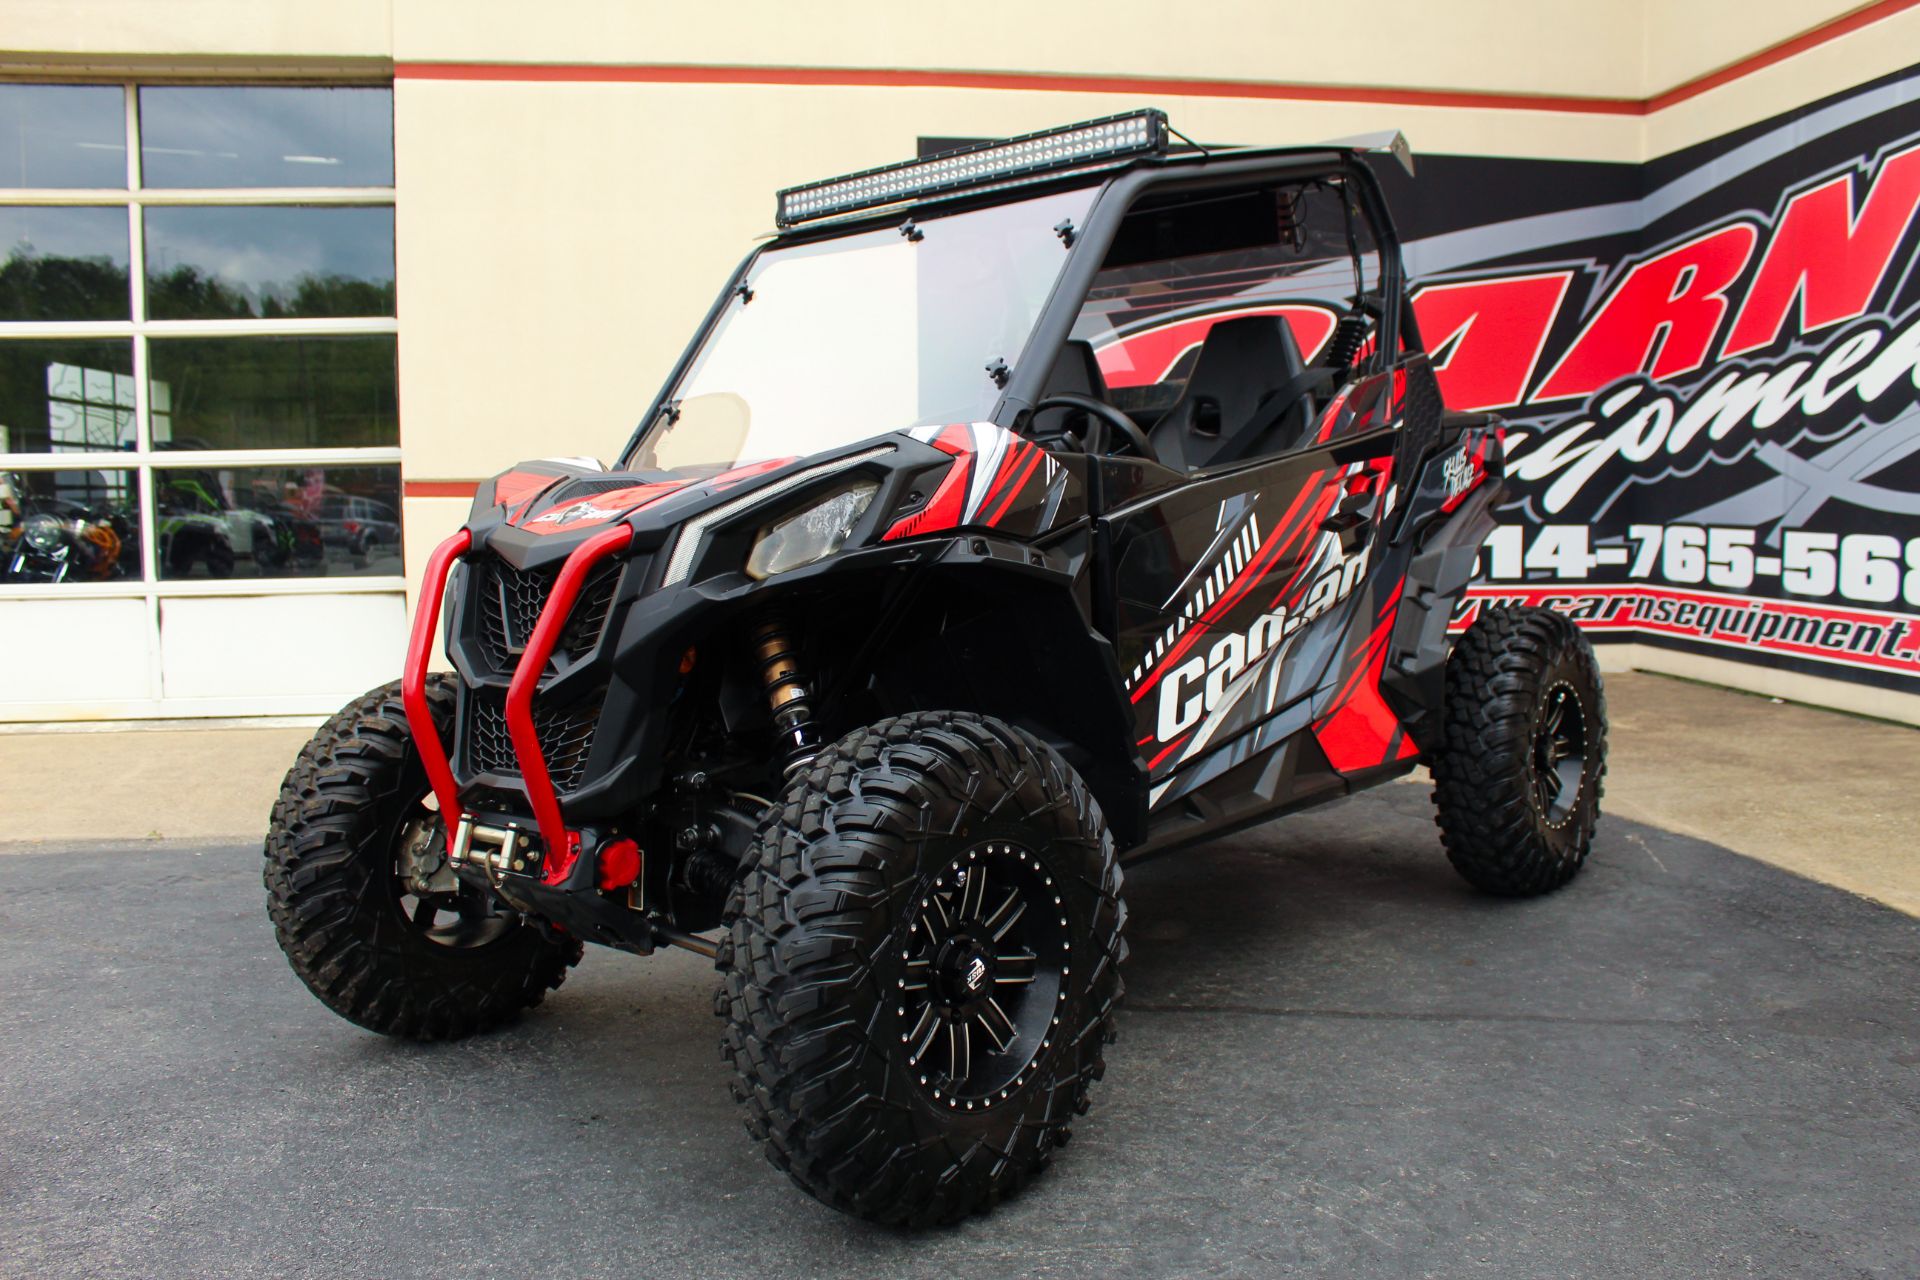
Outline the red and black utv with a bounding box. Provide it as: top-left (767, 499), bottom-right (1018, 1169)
top-left (266, 111), bottom-right (1606, 1226)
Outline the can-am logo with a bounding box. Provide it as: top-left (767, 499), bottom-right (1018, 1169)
top-left (530, 499), bottom-right (622, 527)
top-left (1156, 546), bottom-right (1369, 740)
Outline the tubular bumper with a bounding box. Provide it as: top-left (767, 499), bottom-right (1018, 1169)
top-left (507, 522), bottom-right (635, 883)
top-left (403, 528), bottom-right (471, 831)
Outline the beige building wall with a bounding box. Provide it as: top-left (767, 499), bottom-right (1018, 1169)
top-left (4, 0), bottom-right (1917, 722)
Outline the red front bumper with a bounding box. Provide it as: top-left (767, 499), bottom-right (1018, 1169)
top-left (403, 523), bottom-right (634, 886)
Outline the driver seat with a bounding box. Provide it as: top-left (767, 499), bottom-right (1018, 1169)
top-left (1148, 316), bottom-right (1317, 472)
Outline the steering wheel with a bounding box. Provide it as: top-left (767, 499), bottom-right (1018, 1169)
top-left (1032, 393), bottom-right (1158, 464)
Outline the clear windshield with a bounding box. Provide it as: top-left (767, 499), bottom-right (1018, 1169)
top-left (630, 186), bottom-right (1097, 472)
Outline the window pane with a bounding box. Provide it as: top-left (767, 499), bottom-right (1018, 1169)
top-left (145, 206), bottom-right (393, 319)
top-left (139, 87), bottom-right (393, 189)
top-left (0, 340), bottom-right (137, 453)
top-left (0, 206), bottom-right (131, 320)
top-left (147, 336), bottom-right (397, 450)
top-left (0, 85), bottom-right (125, 189)
top-left (154, 463), bottom-right (400, 579)
top-left (1, 467), bottom-right (141, 583)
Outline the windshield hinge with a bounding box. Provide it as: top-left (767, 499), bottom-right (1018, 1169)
top-left (898, 219), bottom-right (923, 243)
top-left (735, 282), bottom-right (754, 305)
top-left (1054, 218), bottom-right (1075, 248)
top-left (985, 357), bottom-right (1010, 389)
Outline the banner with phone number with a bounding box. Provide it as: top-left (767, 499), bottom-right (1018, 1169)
top-left (1372, 62), bottom-right (1920, 693)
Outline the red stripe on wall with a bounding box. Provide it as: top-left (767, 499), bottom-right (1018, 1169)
top-left (404, 480), bottom-right (479, 498)
top-left (396, 61), bottom-right (1642, 115)
top-left (395, 2), bottom-right (1920, 117)
top-left (1646, 0), bottom-right (1920, 111)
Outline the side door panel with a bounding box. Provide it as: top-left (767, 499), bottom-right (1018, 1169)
top-left (1108, 356), bottom-right (1440, 815)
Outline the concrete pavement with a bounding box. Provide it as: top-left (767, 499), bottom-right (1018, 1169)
top-left (1, 790), bottom-right (1915, 1277)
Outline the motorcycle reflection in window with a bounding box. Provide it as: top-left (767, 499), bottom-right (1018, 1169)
top-left (2, 493), bottom-right (141, 584)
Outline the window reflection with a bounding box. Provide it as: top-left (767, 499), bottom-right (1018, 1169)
top-left (0, 85), bottom-right (126, 189)
top-left (154, 463), bottom-right (401, 579)
top-left (0, 206), bottom-right (131, 320)
top-left (0, 340), bottom-right (138, 453)
top-left (147, 336), bottom-right (397, 450)
top-left (0, 467), bottom-right (141, 583)
top-left (139, 87), bottom-right (393, 189)
top-left (144, 205), bottom-right (393, 319)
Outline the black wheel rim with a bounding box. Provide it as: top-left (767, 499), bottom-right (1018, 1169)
top-left (896, 842), bottom-right (1069, 1111)
top-left (389, 795), bottom-right (516, 950)
top-left (1530, 681), bottom-right (1587, 827)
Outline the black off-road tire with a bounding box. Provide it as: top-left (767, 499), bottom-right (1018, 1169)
top-left (264, 676), bottom-right (581, 1039)
top-left (717, 711), bottom-right (1127, 1227)
top-left (1430, 606), bottom-right (1607, 896)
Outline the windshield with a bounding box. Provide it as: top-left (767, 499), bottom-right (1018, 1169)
top-left (629, 186), bottom-right (1097, 471)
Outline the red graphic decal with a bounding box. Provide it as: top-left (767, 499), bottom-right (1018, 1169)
top-left (979, 441), bottom-right (1045, 526)
top-left (1413, 271), bottom-right (1574, 412)
top-left (1146, 733), bottom-right (1193, 770)
top-left (1312, 584), bottom-right (1416, 771)
top-left (882, 450), bottom-right (972, 542)
top-left (709, 456), bottom-right (798, 490)
top-left (1723, 142), bottom-right (1920, 357)
top-left (930, 423), bottom-right (977, 455)
top-left (492, 470), bottom-right (555, 509)
top-left (1093, 305), bottom-right (1339, 389)
top-left (1534, 222), bottom-right (1760, 402)
top-left (1258, 478), bottom-right (1349, 612)
top-left (1130, 468), bottom-right (1340, 706)
top-left (514, 480), bottom-right (693, 535)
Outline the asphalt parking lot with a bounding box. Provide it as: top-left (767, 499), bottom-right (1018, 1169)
top-left (2, 780), bottom-right (1915, 1280)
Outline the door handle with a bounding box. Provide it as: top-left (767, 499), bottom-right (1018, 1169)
top-left (1320, 492), bottom-right (1373, 532)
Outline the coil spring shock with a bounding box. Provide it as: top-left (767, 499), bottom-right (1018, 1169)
top-left (752, 616), bottom-right (819, 775)
top-left (1321, 312), bottom-right (1370, 374)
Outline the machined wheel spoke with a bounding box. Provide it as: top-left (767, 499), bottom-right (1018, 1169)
top-left (902, 958), bottom-right (931, 993)
top-left (958, 865), bottom-right (988, 922)
top-left (981, 888), bottom-right (1022, 938)
top-left (996, 953), bottom-right (1038, 992)
top-left (950, 1022), bottom-right (971, 1082)
top-left (989, 896), bottom-right (1028, 942)
top-left (926, 893), bottom-right (952, 936)
top-left (980, 997), bottom-right (1016, 1050)
top-left (907, 1006), bottom-right (940, 1063)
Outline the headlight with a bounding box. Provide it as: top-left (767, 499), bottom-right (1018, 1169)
top-left (22, 514), bottom-right (63, 553)
top-left (745, 481), bottom-right (878, 579)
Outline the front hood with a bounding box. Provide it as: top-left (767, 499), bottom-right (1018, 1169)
top-left (462, 423), bottom-right (1083, 576)
top-left (474, 457), bottom-right (796, 538)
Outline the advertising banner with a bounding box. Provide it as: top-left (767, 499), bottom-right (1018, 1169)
top-left (1375, 64), bottom-right (1920, 692)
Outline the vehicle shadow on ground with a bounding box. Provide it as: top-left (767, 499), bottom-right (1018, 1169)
top-left (1, 790), bottom-right (1916, 1279)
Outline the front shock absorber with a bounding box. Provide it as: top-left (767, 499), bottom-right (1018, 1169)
top-left (752, 616), bottom-right (819, 775)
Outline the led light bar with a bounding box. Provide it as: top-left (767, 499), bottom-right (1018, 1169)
top-left (776, 109), bottom-right (1169, 227)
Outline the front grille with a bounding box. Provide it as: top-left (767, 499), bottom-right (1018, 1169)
top-left (465, 686), bottom-right (606, 794)
top-left (474, 557), bottom-right (620, 673)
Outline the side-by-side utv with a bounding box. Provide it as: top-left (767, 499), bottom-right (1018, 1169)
top-left (265, 111), bottom-right (1607, 1226)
